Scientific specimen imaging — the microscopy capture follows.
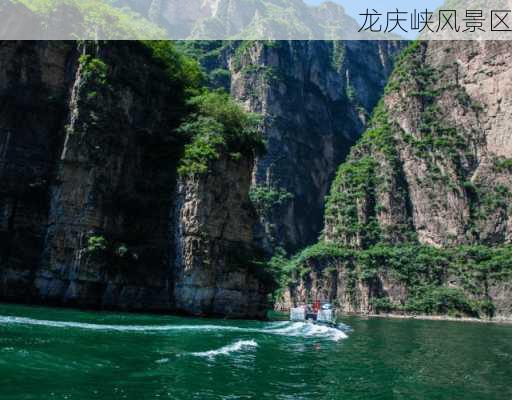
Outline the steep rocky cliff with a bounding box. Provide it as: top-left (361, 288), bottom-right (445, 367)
top-left (179, 40), bottom-right (402, 253)
top-left (325, 41), bottom-right (512, 248)
top-left (283, 41), bottom-right (512, 321)
top-left (0, 39), bottom-right (402, 318)
top-left (231, 40), bottom-right (401, 253)
top-left (0, 41), bottom-right (75, 301)
top-left (174, 152), bottom-right (268, 318)
top-left (0, 40), bottom-right (268, 317)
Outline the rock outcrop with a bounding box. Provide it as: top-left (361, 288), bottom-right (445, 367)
top-left (174, 152), bottom-right (268, 318)
top-left (0, 40), bottom-right (268, 317)
top-left (33, 41), bottom-right (182, 311)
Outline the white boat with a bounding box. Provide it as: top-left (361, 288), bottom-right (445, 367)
top-left (290, 302), bottom-right (336, 326)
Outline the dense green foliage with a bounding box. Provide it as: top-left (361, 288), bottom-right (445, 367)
top-left (79, 55), bottom-right (108, 85)
top-left (86, 235), bottom-right (108, 253)
top-left (325, 154), bottom-right (379, 245)
top-left (324, 100), bottom-right (409, 247)
top-left (142, 44), bottom-right (265, 170)
top-left (175, 41), bottom-right (233, 90)
top-left (494, 157), bottom-right (512, 173)
top-left (16, 0), bottom-right (165, 38)
top-left (142, 41), bottom-right (204, 91)
top-left (249, 185), bottom-right (294, 214)
top-left (177, 91), bottom-right (265, 176)
top-left (280, 242), bottom-right (512, 318)
top-left (175, 41), bottom-right (228, 64)
top-left (78, 54), bottom-right (110, 103)
top-left (78, 41), bottom-right (204, 105)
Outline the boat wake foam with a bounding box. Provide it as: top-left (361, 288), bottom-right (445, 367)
top-left (0, 316), bottom-right (348, 342)
top-left (190, 340), bottom-right (258, 359)
top-left (265, 322), bottom-right (348, 342)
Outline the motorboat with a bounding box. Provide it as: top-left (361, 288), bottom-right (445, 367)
top-left (290, 301), bottom-right (336, 327)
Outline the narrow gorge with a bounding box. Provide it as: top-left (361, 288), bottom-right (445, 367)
top-left (1, 37), bottom-right (511, 322)
top-left (3, 2), bottom-right (512, 400)
top-left (0, 39), bottom-right (400, 318)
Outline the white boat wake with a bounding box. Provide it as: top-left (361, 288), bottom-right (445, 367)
top-left (190, 339), bottom-right (258, 359)
top-left (262, 321), bottom-right (348, 342)
top-left (0, 316), bottom-right (348, 342)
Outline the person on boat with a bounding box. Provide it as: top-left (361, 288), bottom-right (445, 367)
top-left (313, 299), bottom-right (321, 314)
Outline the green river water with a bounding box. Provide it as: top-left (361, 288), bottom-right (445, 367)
top-left (0, 303), bottom-right (511, 400)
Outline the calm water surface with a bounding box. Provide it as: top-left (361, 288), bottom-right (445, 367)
top-left (0, 303), bottom-right (511, 400)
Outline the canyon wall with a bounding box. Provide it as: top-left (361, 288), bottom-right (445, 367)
top-left (325, 41), bottom-right (512, 249)
top-left (284, 41), bottom-right (512, 320)
top-left (174, 152), bottom-right (268, 318)
top-left (0, 39), bottom-right (402, 317)
top-left (0, 41), bottom-right (267, 317)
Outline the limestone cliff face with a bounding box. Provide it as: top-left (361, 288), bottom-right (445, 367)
top-left (34, 41), bottom-right (183, 311)
top-left (229, 40), bottom-right (402, 253)
top-left (325, 41), bottom-right (512, 249)
top-left (282, 257), bottom-right (409, 315)
top-left (174, 152), bottom-right (268, 318)
top-left (0, 41), bottom-right (75, 301)
top-left (0, 41), bottom-right (267, 317)
top-left (283, 41), bottom-right (512, 320)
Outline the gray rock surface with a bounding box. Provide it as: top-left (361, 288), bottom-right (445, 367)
top-left (325, 41), bottom-right (512, 248)
top-left (0, 41), bottom-right (268, 317)
top-left (174, 153), bottom-right (268, 318)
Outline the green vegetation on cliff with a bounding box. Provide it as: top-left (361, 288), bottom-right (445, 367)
top-left (177, 91), bottom-right (265, 176)
top-left (143, 41), bottom-right (204, 89)
top-left (71, 41), bottom-right (266, 287)
top-left (324, 40), bottom-right (508, 249)
top-left (78, 41), bottom-right (203, 104)
top-left (77, 41), bottom-right (264, 178)
top-left (16, 0), bottom-right (165, 38)
top-left (249, 185), bottom-right (294, 215)
top-left (324, 100), bottom-right (413, 247)
top-left (174, 41), bottom-right (233, 90)
top-left (282, 242), bottom-right (512, 318)
top-left (79, 55), bottom-right (108, 85)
